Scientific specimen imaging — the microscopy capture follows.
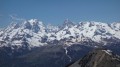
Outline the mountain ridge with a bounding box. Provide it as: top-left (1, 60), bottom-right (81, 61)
top-left (67, 48), bottom-right (120, 67)
top-left (0, 19), bottom-right (120, 67)
top-left (0, 19), bottom-right (120, 48)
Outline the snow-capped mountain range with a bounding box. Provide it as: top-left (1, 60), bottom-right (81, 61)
top-left (0, 19), bottom-right (120, 47)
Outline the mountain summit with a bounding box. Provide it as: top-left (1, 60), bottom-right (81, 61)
top-left (67, 49), bottom-right (120, 67)
top-left (0, 19), bottom-right (120, 67)
top-left (0, 19), bottom-right (120, 48)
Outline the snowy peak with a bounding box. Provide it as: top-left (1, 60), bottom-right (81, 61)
top-left (23, 19), bottom-right (43, 26)
top-left (64, 19), bottom-right (74, 25)
top-left (0, 19), bottom-right (47, 47)
top-left (46, 24), bottom-right (59, 33)
top-left (63, 19), bottom-right (75, 28)
top-left (28, 19), bottom-right (39, 25)
top-left (0, 19), bottom-right (120, 47)
top-left (21, 19), bottom-right (45, 33)
top-left (111, 22), bottom-right (120, 30)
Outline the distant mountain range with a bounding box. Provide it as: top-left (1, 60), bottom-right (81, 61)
top-left (0, 19), bottom-right (120, 67)
top-left (0, 19), bottom-right (120, 47)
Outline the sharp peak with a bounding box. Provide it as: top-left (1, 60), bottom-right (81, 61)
top-left (63, 19), bottom-right (74, 24)
top-left (28, 19), bottom-right (39, 22)
top-left (62, 19), bottom-right (75, 27)
top-left (23, 19), bottom-right (43, 25)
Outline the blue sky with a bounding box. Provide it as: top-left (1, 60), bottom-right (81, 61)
top-left (0, 0), bottom-right (120, 27)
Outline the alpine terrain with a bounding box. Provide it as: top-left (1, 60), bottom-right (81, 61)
top-left (67, 48), bottom-right (120, 67)
top-left (0, 19), bottom-right (120, 67)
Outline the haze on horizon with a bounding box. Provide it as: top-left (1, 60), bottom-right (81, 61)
top-left (0, 0), bottom-right (120, 27)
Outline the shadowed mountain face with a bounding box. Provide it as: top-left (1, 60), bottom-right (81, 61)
top-left (67, 49), bottom-right (120, 67)
top-left (0, 45), bottom-right (93, 67)
top-left (0, 19), bottom-right (120, 67)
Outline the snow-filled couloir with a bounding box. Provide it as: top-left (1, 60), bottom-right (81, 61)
top-left (0, 19), bottom-right (120, 47)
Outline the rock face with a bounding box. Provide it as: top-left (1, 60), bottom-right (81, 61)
top-left (0, 19), bottom-right (120, 48)
top-left (67, 49), bottom-right (120, 67)
top-left (0, 19), bottom-right (120, 67)
top-left (0, 45), bottom-right (93, 67)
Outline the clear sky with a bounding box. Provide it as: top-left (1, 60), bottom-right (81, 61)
top-left (0, 0), bottom-right (120, 27)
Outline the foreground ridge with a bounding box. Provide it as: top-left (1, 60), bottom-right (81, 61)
top-left (67, 48), bottom-right (120, 67)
